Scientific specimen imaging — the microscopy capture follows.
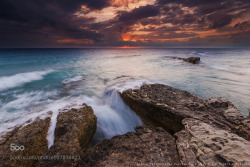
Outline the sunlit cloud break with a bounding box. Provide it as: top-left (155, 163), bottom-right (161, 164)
top-left (0, 0), bottom-right (249, 48)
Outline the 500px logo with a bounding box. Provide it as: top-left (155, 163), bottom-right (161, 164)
top-left (10, 143), bottom-right (25, 151)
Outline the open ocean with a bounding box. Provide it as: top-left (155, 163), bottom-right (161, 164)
top-left (0, 48), bottom-right (250, 145)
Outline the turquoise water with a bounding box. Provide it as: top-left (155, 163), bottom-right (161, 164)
top-left (0, 48), bottom-right (250, 143)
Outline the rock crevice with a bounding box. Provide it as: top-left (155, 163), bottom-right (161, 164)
top-left (78, 126), bottom-right (180, 167)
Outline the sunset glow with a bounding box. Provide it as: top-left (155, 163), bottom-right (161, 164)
top-left (0, 0), bottom-right (249, 47)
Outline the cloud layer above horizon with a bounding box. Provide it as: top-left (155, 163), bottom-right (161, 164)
top-left (0, 0), bottom-right (250, 47)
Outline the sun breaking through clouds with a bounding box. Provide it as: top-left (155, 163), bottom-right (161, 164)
top-left (0, 0), bottom-right (250, 48)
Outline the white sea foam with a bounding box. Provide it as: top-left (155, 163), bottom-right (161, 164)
top-left (0, 107), bottom-right (50, 140)
top-left (0, 91), bottom-right (58, 124)
top-left (0, 78), bottom-right (162, 147)
top-left (62, 76), bottom-right (85, 84)
top-left (48, 79), bottom-right (149, 145)
top-left (108, 79), bottom-right (149, 93)
top-left (108, 78), bottom-right (166, 93)
top-left (0, 91), bottom-right (57, 113)
top-left (45, 97), bottom-right (84, 148)
top-left (82, 90), bottom-right (143, 143)
top-left (0, 92), bottom-right (84, 146)
top-left (89, 79), bottom-right (168, 143)
top-left (0, 70), bottom-right (54, 91)
top-left (210, 66), bottom-right (230, 71)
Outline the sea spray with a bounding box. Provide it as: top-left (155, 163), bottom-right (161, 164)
top-left (82, 89), bottom-right (143, 144)
top-left (0, 70), bottom-right (54, 91)
top-left (45, 97), bottom-right (84, 148)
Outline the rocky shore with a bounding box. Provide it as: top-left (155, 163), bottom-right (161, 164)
top-left (79, 126), bottom-right (180, 167)
top-left (1, 84), bottom-right (249, 166)
top-left (120, 84), bottom-right (250, 166)
top-left (0, 104), bottom-right (97, 167)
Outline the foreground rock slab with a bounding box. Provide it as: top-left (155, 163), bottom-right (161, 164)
top-left (121, 84), bottom-right (249, 140)
top-left (0, 104), bottom-right (97, 167)
top-left (35, 104), bottom-right (97, 167)
top-left (0, 117), bottom-right (51, 167)
top-left (176, 118), bottom-right (250, 166)
top-left (79, 126), bottom-right (180, 167)
top-left (121, 84), bottom-right (250, 166)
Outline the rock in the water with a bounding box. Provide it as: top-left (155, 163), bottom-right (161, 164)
top-left (0, 117), bottom-right (51, 167)
top-left (169, 56), bottom-right (200, 64)
top-left (121, 84), bottom-right (250, 166)
top-left (34, 104), bottom-right (97, 167)
top-left (78, 125), bottom-right (180, 167)
top-left (183, 57), bottom-right (200, 64)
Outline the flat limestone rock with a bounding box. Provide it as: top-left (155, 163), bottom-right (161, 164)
top-left (175, 118), bottom-right (250, 167)
top-left (34, 104), bottom-right (97, 167)
top-left (121, 84), bottom-right (249, 140)
top-left (78, 126), bottom-right (180, 167)
top-left (121, 84), bottom-right (250, 166)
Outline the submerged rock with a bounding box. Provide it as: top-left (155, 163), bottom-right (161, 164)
top-left (0, 104), bottom-right (97, 167)
top-left (121, 84), bottom-right (250, 166)
top-left (170, 56), bottom-right (200, 64)
top-left (78, 125), bottom-right (180, 167)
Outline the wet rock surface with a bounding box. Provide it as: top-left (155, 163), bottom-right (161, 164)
top-left (78, 125), bottom-right (180, 167)
top-left (121, 84), bottom-right (250, 166)
top-left (170, 56), bottom-right (200, 64)
top-left (0, 104), bottom-right (97, 167)
top-left (35, 104), bottom-right (97, 167)
top-left (0, 117), bottom-right (51, 167)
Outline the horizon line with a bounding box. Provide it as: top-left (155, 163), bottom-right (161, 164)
top-left (0, 46), bottom-right (250, 49)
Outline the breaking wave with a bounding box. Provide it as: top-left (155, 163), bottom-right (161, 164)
top-left (0, 70), bottom-right (54, 91)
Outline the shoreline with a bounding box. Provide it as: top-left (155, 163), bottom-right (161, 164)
top-left (1, 83), bottom-right (249, 166)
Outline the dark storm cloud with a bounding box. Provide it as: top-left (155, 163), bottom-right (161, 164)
top-left (157, 0), bottom-right (223, 6)
top-left (234, 21), bottom-right (250, 31)
top-left (139, 18), bottom-right (162, 26)
top-left (156, 0), bottom-right (250, 29)
top-left (162, 13), bottom-right (197, 26)
top-left (117, 5), bottom-right (160, 25)
top-left (0, 0), bottom-right (111, 47)
top-left (151, 31), bottom-right (197, 39)
top-left (96, 5), bottom-right (161, 43)
top-left (0, 0), bottom-right (249, 47)
top-left (139, 25), bottom-right (181, 32)
top-left (82, 0), bottom-right (112, 10)
top-left (207, 13), bottom-right (233, 29)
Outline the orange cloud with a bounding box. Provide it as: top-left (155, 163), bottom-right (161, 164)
top-left (57, 38), bottom-right (94, 44)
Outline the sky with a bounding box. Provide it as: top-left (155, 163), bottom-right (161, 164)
top-left (0, 0), bottom-right (250, 48)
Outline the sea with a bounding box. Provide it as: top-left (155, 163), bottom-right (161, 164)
top-left (0, 48), bottom-right (249, 146)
